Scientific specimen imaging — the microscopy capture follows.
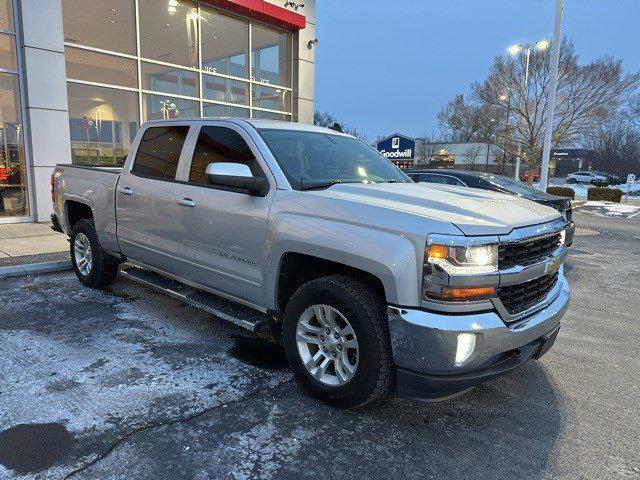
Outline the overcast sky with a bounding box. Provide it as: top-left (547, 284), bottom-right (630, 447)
top-left (314, 0), bottom-right (640, 141)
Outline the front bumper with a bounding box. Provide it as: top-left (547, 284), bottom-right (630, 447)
top-left (396, 325), bottom-right (560, 402)
top-left (388, 273), bottom-right (570, 401)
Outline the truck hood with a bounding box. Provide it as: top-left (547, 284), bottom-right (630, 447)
top-left (313, 182), bottom-right (562, 235)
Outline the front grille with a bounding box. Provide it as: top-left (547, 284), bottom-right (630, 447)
top-left (498, 272), bottom-right (559, 316)
top-left (499, 233), bottom-right (561, 269)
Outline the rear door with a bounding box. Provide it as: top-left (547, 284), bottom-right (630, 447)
top-left (116, 123), bottom-right (193, 274)
top-left (171, 122), bottom-right (275, 306)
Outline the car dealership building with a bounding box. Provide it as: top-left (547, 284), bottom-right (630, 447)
top-left (0, 0), bottom-right (315, 224)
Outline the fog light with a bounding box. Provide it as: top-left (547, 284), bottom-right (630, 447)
top-left (455, 333), bottom-right (476, 366)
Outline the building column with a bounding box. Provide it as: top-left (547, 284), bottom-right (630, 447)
top-left (18, 0), bottom-right (70, 222)
top-left (292, 1), bottom-right (315, 124)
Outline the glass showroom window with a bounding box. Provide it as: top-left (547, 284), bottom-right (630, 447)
top-left (201, 7), bottom-right (248, 78)
top-left (0, 73), bottom-right (28, 218)
top-left (251, 24), bottom-right (291, 87)
top-left (65, 46), bottom-right (138, 89)
top-left (62, 0), bottom-right (293, 126)
top-left (67, 83), bottom-right (139, 165)
top-left (0, 0), bottom-right (28, 220)
top-left (143, 93), bottom-right (199, 121)
top-left (62, 0), bottom-right (137, 56)
top-left (141, 62), bottom-right (199, 99)
top-left (139, 0), bottom-right (199, 69)
top-left (203, 103), bottom-right (249, 118)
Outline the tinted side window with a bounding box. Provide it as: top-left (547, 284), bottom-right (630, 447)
top-left (424, 173), bottom-right (460, 185)
top-left (132, 126), bottom-right (190, 180)
top-left (188, 126), bottom-right (258, 185)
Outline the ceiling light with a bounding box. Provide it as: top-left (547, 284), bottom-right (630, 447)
top-left (168, 5), bottom-right (177, 14)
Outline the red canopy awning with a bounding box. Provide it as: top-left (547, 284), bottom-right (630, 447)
top-left (202, 0), bottom-right (306, 31)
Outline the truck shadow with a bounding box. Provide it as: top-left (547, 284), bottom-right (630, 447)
top-left (348, 361), bottom-right (562, 478)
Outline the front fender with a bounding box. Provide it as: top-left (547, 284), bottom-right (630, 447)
top-left (264, 214), bottom-right (422, 309)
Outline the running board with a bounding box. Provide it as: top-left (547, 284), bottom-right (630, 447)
top-left (120, 266), bottom-right (272, 332)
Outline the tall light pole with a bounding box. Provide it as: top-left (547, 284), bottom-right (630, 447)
top-left (499, 93), bottom-right (512, 175)
top-left (540, 0), bottom-right (565, 191)
top-left (508, 39), bottom-right (550, 181)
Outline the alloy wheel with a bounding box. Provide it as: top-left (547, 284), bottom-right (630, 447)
top-left (296, 304), bottom-right (359, 386)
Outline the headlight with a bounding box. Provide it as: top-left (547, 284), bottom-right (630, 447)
top-left (560, 229), bottom-right (566, 245)
top-left (427, 243), bottom-right (498, 275)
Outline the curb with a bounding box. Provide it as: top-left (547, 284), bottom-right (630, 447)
top-left (0, 259), bottom-right (72, 279)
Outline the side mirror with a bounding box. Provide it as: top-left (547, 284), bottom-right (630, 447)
top-left (206, 162), bottom-right (268, 196)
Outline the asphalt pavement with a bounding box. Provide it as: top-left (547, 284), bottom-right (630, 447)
top-left (0, 213), bottom-right (639, 479)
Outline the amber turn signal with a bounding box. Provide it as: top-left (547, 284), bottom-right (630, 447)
top-left (429, 286), bottom-right (496, 301)
top-left (427, 244), bottom-right (448, 259)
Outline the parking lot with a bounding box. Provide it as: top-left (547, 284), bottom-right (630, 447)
top-left (1, 210), bottom-right (639, 480)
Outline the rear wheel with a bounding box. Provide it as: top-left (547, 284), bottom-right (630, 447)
top-left (282, 275), bottom-right (393, 407)
top-left (70, 218), bottom-right (120, 288)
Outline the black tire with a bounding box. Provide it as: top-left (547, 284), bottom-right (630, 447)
top-left (70, 218), bottom-right (120, 288)
top-left (282, 275), bottom-right (394, 407)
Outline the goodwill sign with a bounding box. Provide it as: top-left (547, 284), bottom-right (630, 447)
top-left (376, 134), bottom-right (415, 160)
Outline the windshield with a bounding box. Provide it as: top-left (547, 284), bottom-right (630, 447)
top-left (482, 175), bottom-right (543, 196)
top-left (257, 129), bottom-right (411, 189)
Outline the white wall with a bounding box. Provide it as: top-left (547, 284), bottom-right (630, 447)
top-left (416, 141), bottom-right (501, 168)
top-left (19, 0), bottom-right (71, 222)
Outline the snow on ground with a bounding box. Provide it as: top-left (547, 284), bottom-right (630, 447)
top-left (581, 201), bottom-right (640, 218)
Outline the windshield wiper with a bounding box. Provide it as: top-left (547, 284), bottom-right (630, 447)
top-left (299, 179), bottom-right (345, 191)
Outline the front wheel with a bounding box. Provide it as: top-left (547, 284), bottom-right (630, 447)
top-left (282, 275), bottom-right (394, 407)
top-left (70, 218), bottom-right (120, 288)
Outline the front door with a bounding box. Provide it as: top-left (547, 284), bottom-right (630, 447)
top-left (116, 124), bottom-right (191, 274)
top-left (172, 123), bottom-right (274, 306)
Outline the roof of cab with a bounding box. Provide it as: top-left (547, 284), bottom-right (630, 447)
top-left (141, 117), bottom-right (353, 137)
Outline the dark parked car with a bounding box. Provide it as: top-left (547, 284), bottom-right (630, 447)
top-left (407, 169), bottom-right (575, 246)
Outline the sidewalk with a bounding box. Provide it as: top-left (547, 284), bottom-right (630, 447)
top-left (0, 222), bottom-right (71, 277)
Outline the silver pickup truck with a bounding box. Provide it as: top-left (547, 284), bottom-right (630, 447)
top-left (51, 118), bottom-right (571, 406)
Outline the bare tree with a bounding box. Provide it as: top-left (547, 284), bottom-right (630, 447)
top-left (463, 145), bottom-right (483, 171)
top-left (415, 131), bottom-right (441, 164)
top-left (314, 110), bottom-right (368, 142)
top-left (626, 93), bottom-right (640, 127)
top-left (438, 94), bottom-right (501, 143)
top-left (439, 38), bottom-right (640, 183)
top-left (584, 119), bottom-right (640, 176)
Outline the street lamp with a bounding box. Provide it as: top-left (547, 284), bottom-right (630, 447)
top-left (508, 39), bottom-right (549, 182)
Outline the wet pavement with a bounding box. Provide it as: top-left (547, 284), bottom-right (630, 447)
top-left (0, 213), bottom-right (639, 479)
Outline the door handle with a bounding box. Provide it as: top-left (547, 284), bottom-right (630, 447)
top-left (118, 186), bottom-right (133, 196)
top-left (176, 198), bottom-right (196, 208)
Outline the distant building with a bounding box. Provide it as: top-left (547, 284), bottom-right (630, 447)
top-left (413, 141), bottom-right (508, 174)
top-left (551, 149), bottom-right (595, 176)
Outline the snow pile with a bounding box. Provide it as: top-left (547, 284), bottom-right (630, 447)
top-left (582, 201), bottom-right (640, 217)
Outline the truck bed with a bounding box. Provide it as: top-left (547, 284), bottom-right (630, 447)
top-left (53, 163), bottom-right (122, 255)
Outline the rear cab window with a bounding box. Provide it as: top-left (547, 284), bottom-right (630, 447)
top-left (131, 125), bottom-right (190, 180)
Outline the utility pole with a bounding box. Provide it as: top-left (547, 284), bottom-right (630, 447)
top-left (540, 0), bottom-right (564, 191)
